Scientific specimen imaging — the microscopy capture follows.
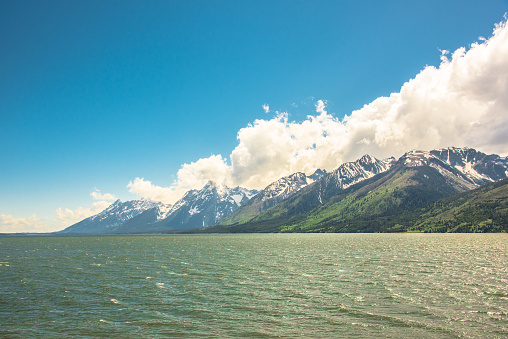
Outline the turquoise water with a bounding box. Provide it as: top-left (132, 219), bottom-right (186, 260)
top-left (1, 233), bottom-right (507, 338)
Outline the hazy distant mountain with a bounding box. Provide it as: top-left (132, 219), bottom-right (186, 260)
top-left (207, 147), bottom-right (508, 233)
top-left (112, 181), bottom-right (258, 233)
top-left (59, 199), bottom-right (161, 234)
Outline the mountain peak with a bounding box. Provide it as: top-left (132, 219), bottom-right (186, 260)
top-left (203, 180), bottom-right (217, 188)
top-left (103, 199), bottom-right (122, 212)
top-left (309, 169), bottom-right (327, 181)
top-left (202, 180), bottom-right (228, 195)
top-left (400, 150), bottom-right (435, 167)
top-left (358, 154), bottom-right (376, 163)
top-left (288, 172), bottom-right (306, 180)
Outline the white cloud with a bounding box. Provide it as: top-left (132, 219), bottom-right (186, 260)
top-left (315, 99), bottom-right (327, 114)
top-left (127, 177), bottom-right (185, 204)
top-left (90, 188), bottom-right (116, 201)
top-left (341, 18), bottom-right (508, 158)
top-left (439, 49), bottom-right (450, 62)
top-left (55, 200), bottom-right (111, 227)
top-left (262, 104), bottom-right (270, 113)
top-left (176, 154), bottom-right (232, 187)
top-left (0, 214), bottom-right (57, 233)
top-left (54, 188), bottom-right (118, 228)
top-left (127, 155), bottom-right (232, 204)
top-left (3, 189), bottom-right (117, 233)
top-left (131, 18), bottom-right (508, 203)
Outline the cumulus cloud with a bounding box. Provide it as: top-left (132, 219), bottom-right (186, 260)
top-left (0, 214), bottom-right (56, 233)
top-left (341, 18), bottom-right (508, 158)
top-left (262, 104), bottom-right (270, 113)
top-left (52, 188), bottom-right (117, 228)
top-left (90, 188), bottom-right (116, 201)
top-left (127, 177), bottom-right (184, 204)
top-left (127, 155), bottom-right (232, 204)
top-left (55, 200), bottom-right (111, 227)
top-left (177, 154), bottom-right (232, 187)
top-left (130, 18), bottom-right (508, 203)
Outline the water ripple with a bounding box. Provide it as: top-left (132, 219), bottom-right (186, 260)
top-left (1, 233), bottom-right (507, 338)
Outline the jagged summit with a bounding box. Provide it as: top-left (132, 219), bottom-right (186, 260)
top-left (260, 172), bottom-right (310, 202)
top-left (202, 180), bottom-right (221, 190)
top-left (358, 154), bottom-right (376, 163)
top-left (309, 169), bottom-right (327, 181)
top-left (398, 147), bottom-right (508, 187)
top-left (430, 147), bottom-right (508, 182)
top-left (399, 150), bottom-right (435, 167)
top-left (324, 154), bottom-right (394, 192)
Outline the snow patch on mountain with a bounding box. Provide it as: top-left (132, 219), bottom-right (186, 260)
top-left (230, 194), bottom-right (245, 206)
top-left (188, 205), bottom-right (200, 216)
top-left (453, 162), bottom-right (490, 182)
top-left (155, 203), bottom-right (173, 221)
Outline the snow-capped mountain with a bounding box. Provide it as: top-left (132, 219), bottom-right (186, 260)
top-left (320, 154), bottom-right (396, 195)
top-left (59, 199), bottom-right (162, 234)
top-left (259, 170), bottom-right (326, 204)
top-left (216, 169), bottom-right (327, 225)
top-left (430, 147), bottom-right (508, 184)
top-left (308, 169), bottom-right (327, 181)
top-left (217, 156), bottom-right (395, 226)
top-left (214, 147), bottom-right (508, 232)
top-left (111, 181), bottom-right (258, 233)
top-left (399, 148), bottom-right (508, 190)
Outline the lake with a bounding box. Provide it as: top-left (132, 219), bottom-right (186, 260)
top-left (1, 233), bottom-right (507, 338)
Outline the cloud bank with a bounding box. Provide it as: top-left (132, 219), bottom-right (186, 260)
top-left (0, 214), bottom-right (53, 233)
top-left (55, 189), bottom-right (115, 227)
top-left (1, 188), bottom-right (115, 232)
top-left (130, 19), bottom-right (508, 204)
top-left (90, 188), bottom-right (116, 201)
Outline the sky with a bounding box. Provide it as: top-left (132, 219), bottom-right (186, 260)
top-left (1, 0), bottom-right (508, 232)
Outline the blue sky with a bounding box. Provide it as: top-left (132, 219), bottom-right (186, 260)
top-left (1, 0), bottom-right (508, 232)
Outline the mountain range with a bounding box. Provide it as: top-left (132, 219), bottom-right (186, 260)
top-left (59, 147), bottom-right (508, 234)
top-left (209, 147), bottom-right (508, 233)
